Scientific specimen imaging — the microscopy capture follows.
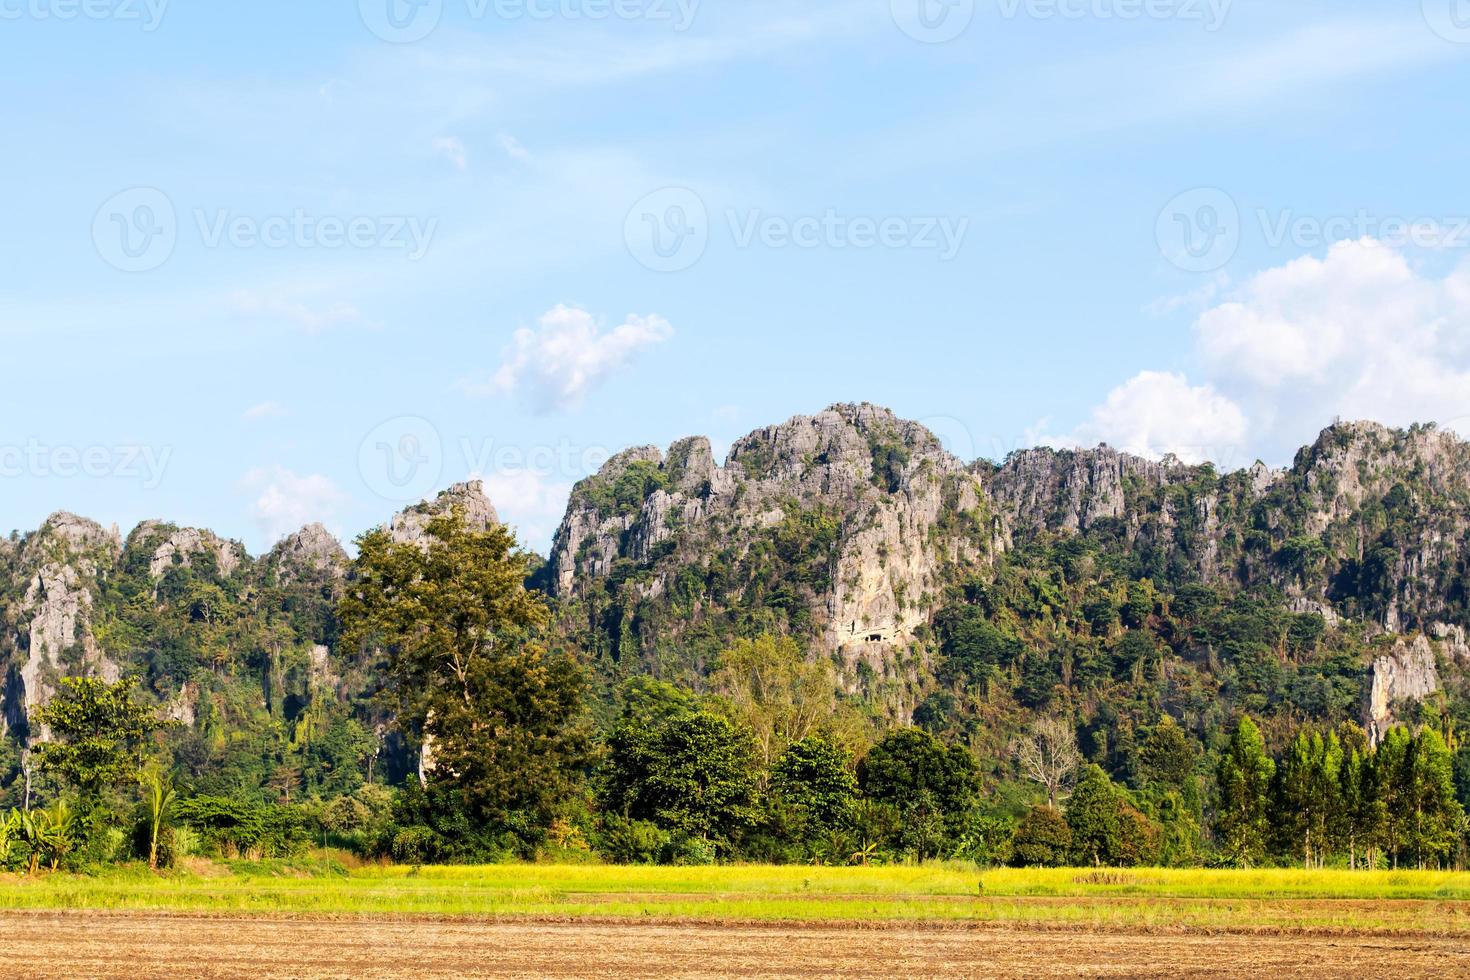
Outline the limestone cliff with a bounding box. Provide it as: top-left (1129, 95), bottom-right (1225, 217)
top-left (548, 404), bottom-right (991, 698)
top-left (0, 513), bottom-right (122, 736)
top-left (387, 480), bottom-right (499, 546)
top-left (548, 411), bottom-right (1470, 723)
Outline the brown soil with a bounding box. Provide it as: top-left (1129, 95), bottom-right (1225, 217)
top-left (4, 911), bottom-right (1467, 978)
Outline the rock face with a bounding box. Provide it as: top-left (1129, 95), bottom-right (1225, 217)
top-left (1366, 635), bottom-right (1441, 744)
top-left (2, 513), bottom-right (122, 735)
top-left (988, 445), bottom-right (1183, 536)
top-left (548, 404), bottom-right (990, 692)
top-left (2, 407), bottom-right (1468, 740)
top-left (388, 481), bottom-right (500, 547)
top-left (0, 512), bottom-right (357, 743)
top-left (547, 410), bottom-right (1470, 719)
top-left (143, 525), bottom-right (244, 581)
top-left (266, 523), bottom-right (349, 581)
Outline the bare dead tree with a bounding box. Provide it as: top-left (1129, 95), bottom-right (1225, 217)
top-left (1015, 716), bottom-right (1082, 806)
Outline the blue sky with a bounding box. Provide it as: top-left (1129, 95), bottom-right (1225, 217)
top-left (4, 0), bottom-right (1470, 554)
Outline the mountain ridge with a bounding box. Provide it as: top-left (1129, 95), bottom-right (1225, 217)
top-left (4, 407), bottom-right (1468, 769)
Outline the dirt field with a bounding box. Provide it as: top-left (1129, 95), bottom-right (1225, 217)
top-left (4, 911), bottom-right (1466, 979)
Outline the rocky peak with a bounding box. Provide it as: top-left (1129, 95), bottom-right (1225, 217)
top-left (267, 523), bottom-right (348, 579)
top-left (23, 511), bottom-right (121, 564)
top-left (388, 480), bottom-right (499, 547)
top-left (134, 524), bottom-right (245, 580)
top-left (1291, 421), bottom-right (1470, 531)
top-left (548, 404), bottom-right (987, 688)
top-left (986, 444), bottom-right (1187, 535)
top-left (4, 511), bottom-right (122, 738)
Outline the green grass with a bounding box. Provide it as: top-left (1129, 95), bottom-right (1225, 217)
top-left (3, 862), bottom-right (1468, 934)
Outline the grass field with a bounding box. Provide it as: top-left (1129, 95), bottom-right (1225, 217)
top-left (3, 861), bottom-right (1468, 934)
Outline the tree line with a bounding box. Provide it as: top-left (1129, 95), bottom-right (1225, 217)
top-left (1, 510), bottom-right (1466, 873)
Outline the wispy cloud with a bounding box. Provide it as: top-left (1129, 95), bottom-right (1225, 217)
top-left (242, 400), bottom-right (286, 421)
top-left (230, 290), bottom-right (368, 333)
top-left (861, 15), bottom-right (1454, 175)
top-left (433, 135), bottom-right (468, 171)
top-left (241, 466), bottom-right (347, 545)
top-left (462, 305), bottom-right (674, 413)
top-left (497, 132), bottom-right (530, 161)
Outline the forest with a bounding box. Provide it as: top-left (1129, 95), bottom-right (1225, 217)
top-left (2, 504), bottom-right (1465, 874)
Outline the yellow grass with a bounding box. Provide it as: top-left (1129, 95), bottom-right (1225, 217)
top-left (2, 863), bottom-right (1467, 933)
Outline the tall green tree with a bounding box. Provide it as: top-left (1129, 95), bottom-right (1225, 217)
top-left (770, 735), bottom-right (858, 842)
top-left (1275, 729), bottom-right (1343, 868)
top-left (708, 635), bottom-right (849, 770)
top-left (1011, 804), bottom-right (1072, 867)
top-left (340, 509), bottom-right (588, 854)
top-left (1139, 715), bottom-right (1197, 792)
top-left (1216, 715), bottom-right (1274, 867)
top-left (1404, 728), bottom-right (1463, 869)
top-left (34, 677), bottom-right (158, 855)
top-left (1066, 764), bottom-right (1121, 866)
top-left (858, 729), bottom-right (979, 859)
top-left (1375, 726), bottom-right (1413, 868)
top-left (600, 706), bottom-right (760, 851)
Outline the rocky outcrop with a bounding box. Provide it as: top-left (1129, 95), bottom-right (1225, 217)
top-left (987, 445), bottom-right (1179, 535)
top-left (548, 404), bottom-right (990, 685)
top-left (546, 410), bottom-right (1470, 718)
top-left (266, 523), bottom-right (348, 581)
top-left (1365, 634), bottom-right (1441, 744)
top-left (143, 525), bottom-right (244, 580)
top-left (388, 480), bottom-right (499, 547)
top-left (2, 513), bottom-right (122, 736)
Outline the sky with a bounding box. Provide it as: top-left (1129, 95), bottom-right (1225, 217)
top-left (3, 0), bottom-right (1470, 555)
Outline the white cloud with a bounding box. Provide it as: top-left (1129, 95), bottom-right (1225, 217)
top-left (1045, 371), bottom-right (1249, 466)
top-left (1193, 240), bottom-right (1470, 453)
top-left (466, 304), bottom-right (673, 413)
top-left (243, 400), bottom-right (286, 421)
top-left (241, 466), bottom-right (347, 545)
top-left (476, 468), bottom-right (574, 555)
top-left (231, 291), bottom-right (366, 333)
top-left (1145, 273), bottom-right (1230, 319)
top-left (433, 136), bottom-right (468, 171)
top-left (497, 133), bottom-right (529, 161)
top-left (1058, 241), bottom-right (1470, 466)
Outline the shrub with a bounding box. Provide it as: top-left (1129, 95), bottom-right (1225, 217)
top-left (593, 816), bottom-right (671, 865)
top-left (1011, 805), bottom-right (1072, 867)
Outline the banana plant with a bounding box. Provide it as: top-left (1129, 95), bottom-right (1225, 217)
top-left (20, 800), bottom-right (75, 874)
top-left (140, 767), bottom-right (177, 871)
top-left (0, 809), bottom-right (19, 868)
